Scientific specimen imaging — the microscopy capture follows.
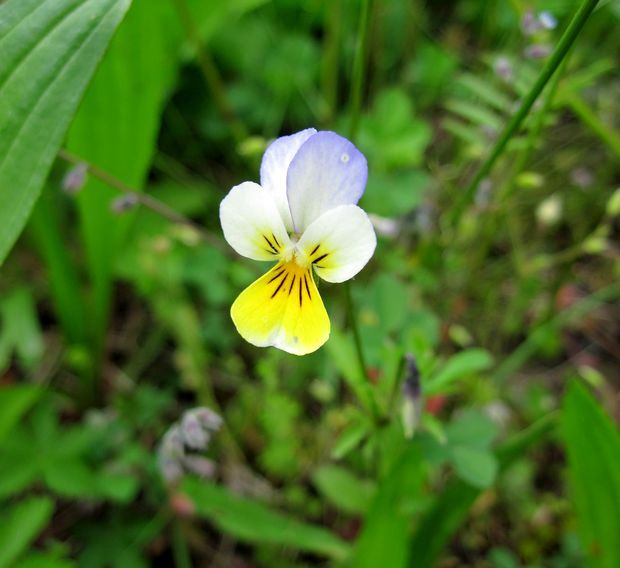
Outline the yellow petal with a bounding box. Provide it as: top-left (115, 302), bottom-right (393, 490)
top-left (231, 261), bottom-right (330, 356)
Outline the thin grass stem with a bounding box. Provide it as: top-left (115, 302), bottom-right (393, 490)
top-left (348, 0), bottom-right (372, 140)
top-left (58, 148), bottom-right (229, 254)
top-left (451, 0), bottom-right (600, 227)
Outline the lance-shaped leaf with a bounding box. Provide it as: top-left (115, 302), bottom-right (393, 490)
top-left (0, 0), bottom-right (132, 264)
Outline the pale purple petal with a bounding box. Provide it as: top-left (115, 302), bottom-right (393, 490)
top-left (260, 128), bottom-right (317, 230)
top-left (286, 131), bottom-right (368, 233)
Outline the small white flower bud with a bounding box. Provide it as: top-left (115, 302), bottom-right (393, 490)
top-left (111, 193), bottom-right (139, 214)
top-left (62, 163), bottom-right (88, 194)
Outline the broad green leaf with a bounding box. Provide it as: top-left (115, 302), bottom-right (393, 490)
top-left (0, 0), bottom-right (132, 265)
top-left (449, 446), bottom-right (498, 489)
top-left (43, 459), bottom-right (98, 498)
top-left (425, 348), bottom-right (493, 395)
top-left (0, 497), bottom-right (54, 568)
top-left (0, 458), bottom-right (39, 499)
top-left (351, 444), bottom-right (424, 568)
top-left (0, 385), bottom-right (41, 443)
top-left (312, 465), bottom-right (375, 515)
top-left (445, 409), bottom-right (497, 450)
top-left (561, 382), bottom-right (620, 568)
top-left (358, 87), bottom-right (432, 170)
top-left (182, 477), bottom-right (350, 560)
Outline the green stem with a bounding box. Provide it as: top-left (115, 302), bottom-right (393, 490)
top-left (450, 0), bottom-right (600, 226)
top-left (348, 0), bottom-right (372, 140)
top-left (171, 0), bottom-right (248, 146)
top-left (344, 283), bottom-right (380, 421)
top-left (321, 0), bottom-right (342, 127)
top-left (502, 58), bottom-right (569, 275)
top-left (344, 282), bottom-right (368, 379)
top-left (171, 520), bottom-right (192, 568)
top-left (58, 148), bottom-right (229, 254)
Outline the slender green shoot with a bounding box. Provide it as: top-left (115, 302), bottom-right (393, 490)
top-left (348, 0), bottom-right (372, 140)
top-left (450, 0), bottom-right (600, 227)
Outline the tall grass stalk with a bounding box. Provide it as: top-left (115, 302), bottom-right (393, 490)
top-left (342, 0), bottom-right (378, 420)
top-left (450, 0), bottom-right (600, 227)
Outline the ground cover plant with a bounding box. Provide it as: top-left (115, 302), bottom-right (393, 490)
top-left (0, 0), bottom-right (619, 566)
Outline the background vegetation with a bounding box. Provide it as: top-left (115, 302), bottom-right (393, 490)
top-left (1, 0), bottom-right (619, 566)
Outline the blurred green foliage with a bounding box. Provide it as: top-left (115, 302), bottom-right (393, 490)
top-left (1, 0), bottom-right (619, 566)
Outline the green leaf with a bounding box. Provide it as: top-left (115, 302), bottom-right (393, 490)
top-left (0, 288), bottom-right (44, 371)
top-left (449, 446), bottom-right (498, 489)
top-left (561, 382), bottom-right (620, 568)
top-left (0, 385), bottom-right (41, 443)
top-left (0, 497), bottom-right (54, 568)
top-left (331, 419), bottom-right (369, 460)
top-left (312, 465), bottom-right (375, 515)
top-left (425, 348), bottom-right (494, 395)
top-left (351, 444), bottom-right (424, 568)
top-left (15, 554), bottom-right (75, 568)
top-left (358, 87), bottom-right (432, 170)
top-left (445, 409), bottom-right (498, 450)
top-left (182, 477), bottom-right (350, 560)
top-left (0, 0), bottom-right (132, 265)
top-left (0, 458), bottom-right (39, 499)
top-left (43, 459), bottom-right (99, 498)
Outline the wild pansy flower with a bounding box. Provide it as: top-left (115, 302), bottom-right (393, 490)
top-left (220, 129), bottom-right (376, 355)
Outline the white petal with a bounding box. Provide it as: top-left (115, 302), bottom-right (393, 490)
top-left (297, 205), bottom-right (376, 283)
top-left (220, 181), bottom-right (291, 261)
top-left (260, 128), bottom-right (317, 231)
top-left (286, 131), bottom-right (368, 233)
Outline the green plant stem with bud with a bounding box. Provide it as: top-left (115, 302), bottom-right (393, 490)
top-left (450, 0), bottom-right (601, 227)
top-left (171, 520), bottom-right (192, 568)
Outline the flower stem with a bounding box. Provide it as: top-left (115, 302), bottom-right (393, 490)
top-left (321, 0), bottom-right (342, 127)
top-left (171, 520), bottom-right (192, 568)
top-left (348, 0), bottom-right (372, 140)
top-left (344, 282), bottom-right (368, 378)
top-left (344, 283), bottom-right (380, 421)
top-left (58, 148), bottom-right (229, 254)
top-left (450, 0), bottom-right (600, 227)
